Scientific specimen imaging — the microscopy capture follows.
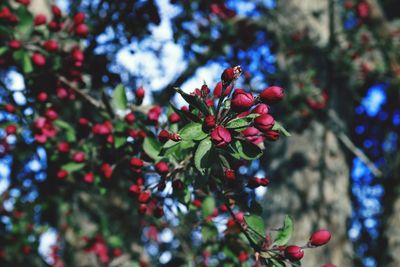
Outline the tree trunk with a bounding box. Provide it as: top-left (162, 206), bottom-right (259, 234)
top-left (264, 121), bottom-right (353, 266)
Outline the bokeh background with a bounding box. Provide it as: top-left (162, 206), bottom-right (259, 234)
top-left (1, 0), bottom-right (400, 266)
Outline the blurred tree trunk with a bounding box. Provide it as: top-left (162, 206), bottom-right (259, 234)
top-left (263, 1), bottom-right (354, 266)
top-left (264, 122), bottom-right (353, 266)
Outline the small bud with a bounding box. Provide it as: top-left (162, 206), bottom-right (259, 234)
top-left (158, 130), bottom-right (170, 143)
top-left (309, 229), bottom-right (331, 246)
top-left (75, 23), bottom-right (89, 37)
top-left (72, 151), bottom-right (85, 163)
top-left (264, 130), bottom-right (280, 141)
top-left (285, 245), bottom-right (304, 261)
top-left (34, 14), bottom-right (47, 26)
top-left (172, 179), bottom-right (184, 191)
top-left (168, 112), bottom-right (181, 123)
top-left (254, 114), bottom-right (275, 132)
top-left (169, 133), bottom-right (181, 142)
top-left (213, 82), bottom-right (232, 98)
top-left (201, 84), bottom-right (210, 97)
top-left (125, 112), bottom-right (135, 124)
top-left (224, 169), bottom-right (236, 181)
top-left (241, 127), bottom-right (263, 145)
top-left (252, 103), bottom-right (269, 114)
top-left (138, 191), bottom-right (151, 203)
top-left (221, 66), bottom-right (241, 85)
top-left (203, 115), bottom-right (216, 130)
top-left (37, 92), bottom-right (48, 102)
top-left (135, 87), bottom-right (145, 99)
top-left (32, 53), bottom-right (46, 67)
top-left (57, 169), bottom-right (68, 179)
top-left (73, 12), bottom-right (85, 25)
top-left (51, 5), bottom-right (62, 18)
top-left (259, 86), bottom-right (284, 103)
top-left (155, 162), bottom-right (169, 175)
top-left (5, 124), bottom-right (17, 135)
top-left (130, 157), bottom-right (144, 169)
top-left (211, 126), bottom-right (232, 148)
top-left (84, 172), bottom-right (94, 183)
top-left (129, 184), bottom-right (140, 194)
top-left (8, 40), bottom-right (21, 50)
top-left (231, 89), bottom-right (255, 112)
top-left (57, 142), bottom-right (70, 153)
top-left (43, 40), bottom-right (59, 52)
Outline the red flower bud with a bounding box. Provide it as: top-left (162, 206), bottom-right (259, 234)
top-left (254, 114), bottom-right (275, 132)
top-left (155, 162), bottom-right (169, 175)
top-left (252, 103), bottom-right (269, 114)
top-left (154, 206), bottom-right (164, 218)
top-left (73, 12), bottom-right (85, 25)
top-left (75, 24), bottom-right (89, 37)
top-left (203, 115), bottom-right (216, 130)
top-left (32, 53), bottom-right (46, 67)
top-left (238, 251), bottom-right (248, 263)
top-left (135, 87), bottom-right (145, 99)
top-left (8, 40), bottom-right (21, 50)
top-left (57, 142), bottom-right (70, 153)
top-left (130, 157), bottom-right (144, 169)
top-left (168, 112), bottom-right (181, 123)
top-left (37, 92), bottom-right (48, 102)
top-left (48, 21), bottom-right (61, 31)
top-left (285, 245), bottom-right (304, 261)
top-left (100, 163), bottom-right (113, 179)
top-left (57, 169), bottom-right (68, 179)
top-left (192, 199), bottom-right (202, 208)
top-left (44, 107), bottom-right (58, 121)
top-left (259, 86), bottom-right (284, 103)
top-left (71, 48), bottom-right (84, 62)
top-left (43, 40), bottom-right (59, 52)
top-left (125, 112), bottom-right (135, 124)
top-left (169, 133), bottom-right (181, 142)
top-left (79, 118), bottom-right (89, 126)
top-left (213, 82), bottom-right (232, 98)
top-left (201, 84), bottom-right (210, 97)
top-left (211, 126), bottom-right (231, 148)
top-left (264, 130), bottom-right (280, 141)
top-left (309, 229), bottom-right (331, 246)
top-left (84, 172), bottom-right (94, 183)
top-left (72, 151), bottom-right (85, 163)
top-left (224, 169), bottom-right (236, 181)
top-left (231, 89), bottom-right (254, 112)
top-left (241, 127), bottom-right (263, 145)
top-left (357, 2), bottom-right (369, 18)
top-left (172, 179), bottom-right (184, 191)
top-left (158, 130), bottom-right (170, 143)
top-left (51, 5), bottom-right (62, 18)
top-left (138, 191), bottom-right (151, 203)
top-left (148, 106), bottom-right (161, 123)
top-left (248, 177), bottom-right (270, 188)
top-left (221, 66), bottom-right (241, 85)
top-left (38, 13), bottom-right (48, 24)
top-left (129, 184), bottom-right (140, 194)
top-left (5, 104), bottom-right (15, 113)
top-left (138, 204), bottom-right (147, 214)
top-left (5, 124), bottom-right (17, 135)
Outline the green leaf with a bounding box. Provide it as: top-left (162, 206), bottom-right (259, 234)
top-left (202, 224), bottom-right (218, 242)
top-left (143, 137), bottom-right (162, 161)
top-left (202, 196), bottom-right (215, 217)
top-left (174, 87), bottom-right (210, 116)
top-left (13, 50), bottom-right (33, 74)
top-left (244, 214), bottom-right (265, 240)
top-left (272, 215), bottom-right (294, 246)
top-left (225, 114), bottom-right (258, 130)
top-left (179, 122), bottom-right (208, 141)
top-left (15, 6), bottom-right (34, 37)
top-left (62, 162), bottom-right (84, 173)
top-left (231, 140), bottom-right (262, 160)
top-left (0, 46), bottom-right (8, 56)
top-left (272, 121), bottom-right (291, 137)
top-left (194, 138), bottom-right (212, 174)
top-left (268, 258), bottom-right (286, 267)
top-left (108, 235), bottom-right (123, 247)
top-left (114, 136), bottom-right (126, 149)
top-left (112, 84), bottom-right (128, 110)
top-left (54, 120), bottom-right (76, 142)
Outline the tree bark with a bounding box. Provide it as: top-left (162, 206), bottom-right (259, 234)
top-left (262, 1), bottom-right (354, 266)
